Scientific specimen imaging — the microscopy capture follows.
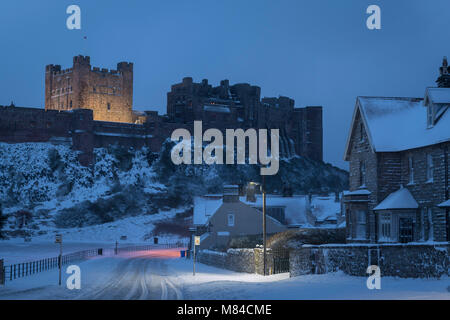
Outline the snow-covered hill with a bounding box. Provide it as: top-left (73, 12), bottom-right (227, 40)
top-left (0, 140), bottom-right (348, 241)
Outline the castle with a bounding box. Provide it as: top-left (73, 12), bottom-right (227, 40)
top-left (45, 55), bottom-right (137, 123)
top-left (0, 55), bottom-right (323, 165)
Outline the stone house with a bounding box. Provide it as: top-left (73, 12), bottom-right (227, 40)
top-left (343, 58), bottom-right (450, 243)
top-left (192, 185), bottom-right (287, 250)
top-left (192, 185), bottom-right (342, 249)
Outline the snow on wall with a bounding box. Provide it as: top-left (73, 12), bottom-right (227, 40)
top-left (290, 243), bottom-right (450, 278)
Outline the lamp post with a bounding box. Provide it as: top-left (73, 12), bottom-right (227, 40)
top-left (262, 175), bottom-right (267, 276)
top-left (250, 179), bottom-right (268, 276)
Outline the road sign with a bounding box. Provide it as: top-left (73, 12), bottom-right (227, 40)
top-left (194, 236), bottom-right (200, 246)
top-left (55, 234), bottom-right (62, 244)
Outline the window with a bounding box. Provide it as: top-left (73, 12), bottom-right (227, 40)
top-left (428, 208), bottom-right (434, 241)
top-left (107, 103), bottom-right (111, 111)
top-left (359, 161), bottom-right (366, 187)
top-left (427, 106), bottom-right (433, 128)
top-left (355, 210), bottom-right (366, 239)
top-left (227, 213), bottom-right (235, 227)
top-left (399, 218), bottom-right (414, 243)
top-left (379, 213), bottom-right (391, 240)
top-left (69, 100), bottom-right (72, 109)
top-left (420, 208), bottom-right (426, 241)
top-left (408, 156), bottom-right (414, 184)
top-left (426, 154), bottom-right (434, 182)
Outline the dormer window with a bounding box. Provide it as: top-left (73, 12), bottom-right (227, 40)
top-left (427, 105), bottom-right (434, 128)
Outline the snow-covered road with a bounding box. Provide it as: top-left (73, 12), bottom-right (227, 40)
top-left (0, 247), bottom-right (449, 300)
top-left (76, 253), bottom-right (183, 300)
top-left (0, 248), bottom-right (185, 300)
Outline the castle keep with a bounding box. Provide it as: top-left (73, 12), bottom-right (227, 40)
top-left (1, 55), bottom-right (324, 165)
top-left (45, 55), bottom-right (135, 123)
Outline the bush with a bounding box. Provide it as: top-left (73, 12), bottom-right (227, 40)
top-left (0, 205), bottom-right (6, 238)
top-left (54, 185), bottom-right (148, 228)
top-left (47, 148), bottom-right (62, 172)
top-left (109, 145), bottom-right (133, 171)
top-left (15, 210), bottom-right (33, 228)
top-left (268, 228), bottom-right (346, 249)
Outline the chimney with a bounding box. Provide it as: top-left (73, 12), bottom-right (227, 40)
top-left (223, 185), bottom-right (239, 203)
top-left (437, 56), bottom-right (450, 88)
top-left (334, 191), bottom-right (340, 202)
top-left (246, 183), bottom-right (257, 202)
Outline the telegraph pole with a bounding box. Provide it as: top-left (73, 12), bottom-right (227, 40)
top-left (262, 175), bottom-right (267, 276)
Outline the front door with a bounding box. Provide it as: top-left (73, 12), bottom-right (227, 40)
top-left (399, 218), bottom-right (413, 243)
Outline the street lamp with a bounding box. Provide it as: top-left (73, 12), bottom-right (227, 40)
top-left (249, 179), bottom-right (267, 276)
top-left (262, 175), bottom-right (267, 276)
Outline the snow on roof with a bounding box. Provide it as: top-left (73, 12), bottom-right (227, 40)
top-left (310, 196), bottom-right (341, 222)
top-left (437, 199), bottom-right (450, 208)
top-left (343, 189), bottom-right (371, 196)
top-left (203, 105), bottom-right (231, 113)
top-left (193, 196), bottom-right (223, 225)
top-left (193, 194), bottom-right (341, 227)
top-left (374, 187), bottom-right (419, 211)
top-left (426, 87), bottom-right (450, 104)
top-left (345, 94), bottom-right (450, 158)
top-left (240, 195), bottom-right (309, 225)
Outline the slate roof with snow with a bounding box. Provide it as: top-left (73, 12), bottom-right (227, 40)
top-left (193, 196), bottom-right (223, 225)
top-left (437, 199), bottom-right (450, 208)
top-left (344, 92), bottom-right (450, 159)
top-left (343, 189), bottom-right (371, 196)
top-left (426, 87), bottom-right (450, 104)
top-left (240, 195), bottom-right (310, 225)
top-left (193, 194), bottom-right (341, 227)
top-left (373, 187), bottom-right (419, 211)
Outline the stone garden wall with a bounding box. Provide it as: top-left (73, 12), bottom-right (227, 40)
top-left (197, 249), bottom-right (256, 273)
top-left (290, 243), bottom-right (450, 278)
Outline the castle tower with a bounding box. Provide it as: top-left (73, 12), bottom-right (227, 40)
top-left (436, 56), bottom-right (450, 88)
top-left (45, 55), bottom-right (134, 123)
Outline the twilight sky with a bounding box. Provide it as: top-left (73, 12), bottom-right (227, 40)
top-left (1, 0), bottom-right (449, 169)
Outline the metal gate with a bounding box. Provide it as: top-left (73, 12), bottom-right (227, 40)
top-left (272, 249), bottom-right (290, 274)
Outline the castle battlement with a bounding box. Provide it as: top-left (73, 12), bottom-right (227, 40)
top-left (91, 66), bottom-right (121, 75)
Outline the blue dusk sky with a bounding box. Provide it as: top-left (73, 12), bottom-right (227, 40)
top-left (1, 0), bottom-right (449, 169)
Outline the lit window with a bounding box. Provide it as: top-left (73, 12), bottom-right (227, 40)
top-left (227, 213), bottom-right (235, 227)
top-left (426, 154), bottom-right (434, 182)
